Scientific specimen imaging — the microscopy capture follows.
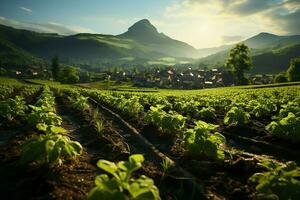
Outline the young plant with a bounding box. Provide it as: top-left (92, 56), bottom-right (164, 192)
top-left (161, 157), bottom-right (173, 174)
top-left (90, 108), bottom-right (105, 136)
top-left (0, 96), bottom-right (27, 120)
top-left (27, 105), bottom-right (62, 127)
top-left (145, 105), bottom-right (185, 134)
top-left (91, 108), bottom-right (100, 123)
top-left (199, 107), bottom-right (216, 120)
top-left (117, 96), bottom-right (144, 117)
top-left (87, 154), bottom-right (161, 200)
top-left (266, 112), bottom-right (300, 143)
top-left (95, 120), bottom-right (105, 136)
top-left (224, 106), bottom-right (250, 127)
top-left (20, 133), bottom-right (82, 167)
top-left (278, 101), bottom-right (300, 119)
top-left (36, 123), bottom-right (67, 135)
top-left (249, 160), bottom-right (300, 200)
top-left (69, 95), bottom-right (90, 112)
top-left (247, 100), bottom-right (277, 118)
top-left (184, 120), bottom-right (226, 159)
top-left (174, 100), bottom-right (200, 116)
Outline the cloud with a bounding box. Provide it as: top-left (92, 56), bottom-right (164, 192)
top-left (165, 0), bottom-right (296, 18)
top-left (161, 0), bottom-right (300, 47)
top-left (19, 6), bottom-right (32, 13)
top-left (256, 0), bottom-right (300, 34)
top-left (0, 16), bottom-right (95, 35)
top-left (221, 35), bottom-right (243, 43)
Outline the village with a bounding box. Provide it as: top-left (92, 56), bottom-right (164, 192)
top-left (1, 66), bottom-right (275, 89)
top-left (107, 67), bottom-right (275, 89)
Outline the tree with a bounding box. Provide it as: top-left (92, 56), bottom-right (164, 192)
top-left (80, 70), bottom-right (91, 82)
top-left (274, 72), bottom-right (288, 83)
top-left (51, 56), bottom-right (60, 81)
top-left (287, 56), bottom-right (300, 82)
top-left (60, 66), bottom-right (80, 83)
top-left (225, 43), bottom-right (252, 85)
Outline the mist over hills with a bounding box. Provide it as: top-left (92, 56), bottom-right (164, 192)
top-left (0, 18), bottom-right (300, 73)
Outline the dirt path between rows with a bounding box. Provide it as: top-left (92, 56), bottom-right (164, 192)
top-left (88, 98), bottom-right (207, 200)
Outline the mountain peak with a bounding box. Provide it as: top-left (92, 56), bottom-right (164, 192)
top-left (135, 19), bottom-right (151, 25)
top-left (127, 19), bottom-right (158, 34)
top-left (256, 32), bottom-right (278, 38)
top-left (118, 19), bottom-right (162, 44)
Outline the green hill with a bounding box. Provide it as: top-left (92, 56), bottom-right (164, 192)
top-left (1, 19), bottom-right (300, 74)
top-left (197, 33), bottom-right (300, 74)
top-left (0, 24), bottom-right (169, 67)
top-left (0, 22), bottom-right (196, 69)
top-left (0, 35), bottom-right (44, 69)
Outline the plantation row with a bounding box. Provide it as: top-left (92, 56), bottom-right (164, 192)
top-left (1, 80), bottom-right (300, 199)
top-left (0, 84), bottom-right (162, 199)
top-left (67, 85), bottom-right (300, 199)
top-left (81, 86), bottom-right (300, 144)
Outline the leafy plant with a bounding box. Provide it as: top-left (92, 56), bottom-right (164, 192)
top-left (184, 121), bottom-right (226, 159)
top-left (224, 106), bottom-right (250, 126)
top-left (36, 123), bottom-right (67, 135)
top-left (247, 100), bottom-right (277, 118)
top-left (249, 160), bottom-right (300, 200)
top-left (27, 105), bottom-right (62, 127)
top-left (174, 100), bottom-right (200, 116)
top-left (145, 105), bottom-right (185, 134)
top-left (20, 133), bottom-right (82, 166)
top-left (278, 101), bottom-right (300, 119)
top-left (199, 107), bottom-right (216, 120)
top-left (69, 95), bottom-right (90, 112)
top-left (87, 154), bottom-right (161, 200)
top-left (116, 96), bottom-right (144, 117)
top-left (266, 112), bottom-right (300, 143)
top-left (0, 96), bottom-right (27, 120)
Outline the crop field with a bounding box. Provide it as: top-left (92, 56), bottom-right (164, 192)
top-left (0, 78), bottom-right (300, 200)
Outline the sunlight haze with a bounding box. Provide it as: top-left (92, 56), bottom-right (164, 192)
top-left (1, 0), bottom-right (299, 48)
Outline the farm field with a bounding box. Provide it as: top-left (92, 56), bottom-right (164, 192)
top-left (0, 78), bottom-right (300, 200)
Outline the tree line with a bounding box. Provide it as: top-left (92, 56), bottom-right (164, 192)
top-left (51, 56), bottom-right (91, 83)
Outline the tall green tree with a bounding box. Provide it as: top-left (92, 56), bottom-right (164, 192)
top-left (225, 43), bottom-right (252, 85)
top-left (51, 56), bottom-right (60, 81)
top-left (287, 56), bottom-right (300, 82)
top-left (60, 66), bottom-right (80, 83)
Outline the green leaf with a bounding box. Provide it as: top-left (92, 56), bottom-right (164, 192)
top-left (97, 160), bottom-right (118, 177)
top-left (50, 126), bottom-right (67, 134)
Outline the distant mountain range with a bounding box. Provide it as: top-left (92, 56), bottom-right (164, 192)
top-left (198, 32), bottom-right (300, 73)
top-left (0, 19), bottom-right (300, 73)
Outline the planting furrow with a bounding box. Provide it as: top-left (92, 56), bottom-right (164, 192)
top-left (222, 130), bottom-right (300, 163)
top-left (88, 97), bottom-right (219, 200)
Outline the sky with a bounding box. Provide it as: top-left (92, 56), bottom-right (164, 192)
top-left (0, 0), bottom-right (300, 48)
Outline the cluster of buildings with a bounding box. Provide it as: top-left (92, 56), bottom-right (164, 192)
top-left (108, 67), bottom-right (275, 89)
top-left (3, 66), bottom-right (275, 89)
top-left (145, 68), bottom-right (231, 89)
top-left (10, 68), bottom-right (50, 79)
